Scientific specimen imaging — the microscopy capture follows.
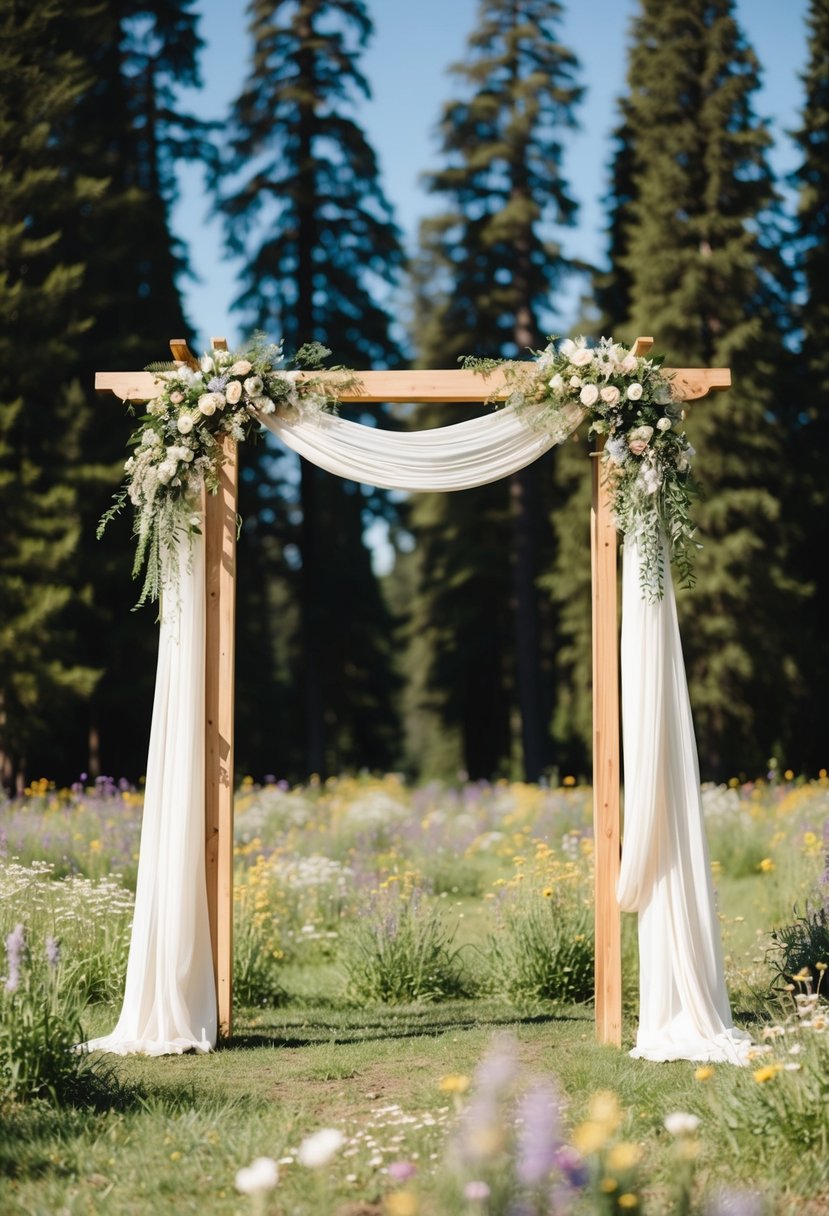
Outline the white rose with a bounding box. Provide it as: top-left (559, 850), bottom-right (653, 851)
top-left (569, 375), bottom-right (582, 389)
top-left (570, 347), bottom-right (594, 368)
top-left (254, 395), bottom-right (276, 415)
top-left (198, 393), bottom-right (222, 416)
top-left (200, 355), bottom-right (215, 374)
top-left (225, 379), bottom-right (243, 405)
top-left (244, 375), bottom-right (264, 397)
top-left (558, 338), bottom-right (577, 359)
top-left (600, 385), bottom-right (620, 406)
top-left (235, 1157), bottom-right (279, 1195)
top-left (620, 355), bottom-right (638, 374)
top-left (549, 373), bottom-right (565, 392)
top-left (157, 460), bottom-right (177, 485)
top-left (230, 360), bottom-right (252, 377)
top-left (177, 414), bottom-right (194, 434)
top-left (656, 417), bottom-right (672, 432)
top-left (169, 391), bottom-right (184, 405)
top-left (626, 383), bottom-right (643, 401)
top-left (298, 1129), bottom-right (344, 1168)
top-left (580, 384), bottom-right (599, 407)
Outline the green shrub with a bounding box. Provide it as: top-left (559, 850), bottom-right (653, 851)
top-left (0, 925), bottom-right (100, 1104)
top-left (340, 891), bottom-right (472, 1004)
top-left (767, 902), bottom-right (829, 995)
top-left (233, 908), bottom-right (287, 1009)
top-left (487, 885), bottom-right (594, 1011)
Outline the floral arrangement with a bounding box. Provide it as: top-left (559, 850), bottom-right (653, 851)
top-left (100, 338), bottom-right (352, 606)
top-left (466, 336), bottom-right (699, 599)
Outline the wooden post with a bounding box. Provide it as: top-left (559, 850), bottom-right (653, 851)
top-left (200, 338), bottom-right (237, 1040)
top-left (590, 335), bottom-right (653, 1047)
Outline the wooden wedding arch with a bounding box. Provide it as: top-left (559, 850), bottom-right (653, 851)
top-left (97, 335), bottom-right (730, 1046)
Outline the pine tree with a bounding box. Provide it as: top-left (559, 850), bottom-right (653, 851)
top-left (220, 0), bottom-right (405, 777)
top-left (409, 0), bottom-right (582, 780)
top-left (610, 0), bottom-right (803, 775)
top-left (788, 0), bottom-right (829, 769)
top-left (0, 1), bottom-right (103, 790)
top-left (43, 0), bottom-right (208, 781)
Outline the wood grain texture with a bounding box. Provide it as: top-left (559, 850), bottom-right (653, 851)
top-left (591, 440), bottom-right (622, 1047)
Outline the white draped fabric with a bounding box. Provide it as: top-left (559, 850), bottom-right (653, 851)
top-left (259, 399), bottom-right (585, 491)
top-left (84, 536), bottom-right (216, 1055)
top-left (90, 403), bottom-right (744, 1063)
top-left (618, 535), bottom-right (750, 1063)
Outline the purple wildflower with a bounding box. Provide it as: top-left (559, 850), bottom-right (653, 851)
top-left (552, 1145), bottom-right (588, 1190)
top-left (515, 1082), bottom-right (563, 1186)
top-left (474, 1035), bottom-right (518, 1097)
top-left (5, 923), bottom-right (26, 992)
top-left (45, 936), bottom-right (60, 968)
top-left (463, 1181), bottom-right (490, 1201)
top-left (388, 1161), bottom-right (417, 1183)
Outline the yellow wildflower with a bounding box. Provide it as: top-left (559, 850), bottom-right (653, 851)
top-left (385, 1192), bottom-right (418, 1216)
top-left (542, 887), bottom-right (554, 898)
top-left (694, 1066), bottom-right (714, 1081)
top-left (438, 1074), bottom-right (470, 1095)
top-left (607, 1142), bottom-right (642, 1172)
top-left (619, 1196), bottom-right (639, 1210)
top-left (599, 1177), bottom-right (618, 1193)
top-left (753, 1064), bottom-right (783, 1084)
top-left (572, 1121), bottom-right (611, 1155)
top-left (588, 1090), bottom-right (622, 1132)
top-left (758, 858), bottom-right (775, 873)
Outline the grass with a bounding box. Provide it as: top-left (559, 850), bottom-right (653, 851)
top-left (2, 772), bottom-right (829, 1213)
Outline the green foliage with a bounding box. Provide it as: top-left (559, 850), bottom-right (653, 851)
top-left (233, 914), bottom-right (287, 1010)
top-left (487, 886), bottom-right (594, 1011)
top-left (767, 905), bottom-right (829, 995)
top-left (580, 0), bottom-right (807, 778)
top-left (0, 924), bottom-right (100, 1104)
top-left (219, 0), bottom-right (405, 781)
top-left (340, 892), bottom-right (473, 1005)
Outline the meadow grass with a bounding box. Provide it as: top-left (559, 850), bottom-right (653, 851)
top-left (1, 771), bottom-right (828, 1214)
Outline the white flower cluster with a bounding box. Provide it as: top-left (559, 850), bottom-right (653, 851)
top-left (105, 339), bottom-right (342, 606)
top-left (524, 335), bottom-right (700, 599)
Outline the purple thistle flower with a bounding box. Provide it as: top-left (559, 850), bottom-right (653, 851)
top-left (207, 374), bottom-right (229, 393)
top-left (515, 1082), bottom-right (563, 1186)
top-left (45, 936), bottom-right (60, 968)
top-left (5, 923), bottom-right (26, 992)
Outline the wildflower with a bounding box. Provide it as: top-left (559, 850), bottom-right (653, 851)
top-left (758, 858), bottom-right (775, 873)
top-left (45, 935), bottom-right (60, 968)
top-left (572, 1121), bottom-right (611, 1155)
top-left (438, 1074), bottom-right (470, 1095)
top-left (618, 1196), bottom-right (639, 1210)
top-left (752, 1064), bottom-right (783, 1084)
top-left (663, 1113), bottom-right (700, 1137)
top-left (516, 1082), bottom-right (562, 1185)
top-left (607, 1142), bottom-right (642, 1171)
top-left (234, 1157), bottom-right (279, 1195)
top-left (542, 887), bottom-right (554, 898)
top-left (562, 775), bottom-right (576, 787)
top-left (385, 1192), bottom-right (418, 1216)
top-left (4, 923), bottom-right (25, 992)
top-left (463, 1181), bottom-right (491, 1201)
top-left (297, 1128), bottom-right (344, 1167)
top-left (553, 1144), bottom-right (588, 1189)
top-left (694, 1066), bottom-right (714, 1081)
top-left (388, 1161), bottom-right (417, 1183)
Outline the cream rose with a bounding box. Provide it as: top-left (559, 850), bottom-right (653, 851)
top-left (657, 416), bottom-right (672, 432)
top-left (580, 384), bottom-right (599, 407)
top-left (628, 424), bottom-right (654, 456)
top-left (600, 385), bottom-right (620, 406)
top-left (177, 414), bottom-right (194, 434)
top-left (569, 375), bottom-right (582, 389)
top-left (225, 379), bottom-right (243, 405)
top-left (620, 354), bottom-right (638, 375)
top-left (626, 383), bottom-right (643, 401)
top-left (570, 347), bottom-right (594, 368)
top-left (230, 360), bottom-right (252, 376)
top-left (169, 391), bottom-right (184, 405)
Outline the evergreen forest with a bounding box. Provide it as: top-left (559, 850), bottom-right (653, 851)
top-left (1, 0), bottom-right (827, 791)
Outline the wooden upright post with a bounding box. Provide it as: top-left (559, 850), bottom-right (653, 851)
top-left (201, 339), bottom-right (237, 1040)
top-left (591, 335), bottom-right (653, 1046)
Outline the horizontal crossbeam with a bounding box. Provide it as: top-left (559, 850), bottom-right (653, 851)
top-left (95, 338), bottom-right (731, 404)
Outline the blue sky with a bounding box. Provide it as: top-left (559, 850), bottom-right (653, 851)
top-left (172, 0), bottom-right (809, 351)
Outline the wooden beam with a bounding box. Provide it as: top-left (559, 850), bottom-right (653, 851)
top-left (95, 364), bottom-right (731, 404)
top-left (203, 337), bottom-right (237, 1041)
